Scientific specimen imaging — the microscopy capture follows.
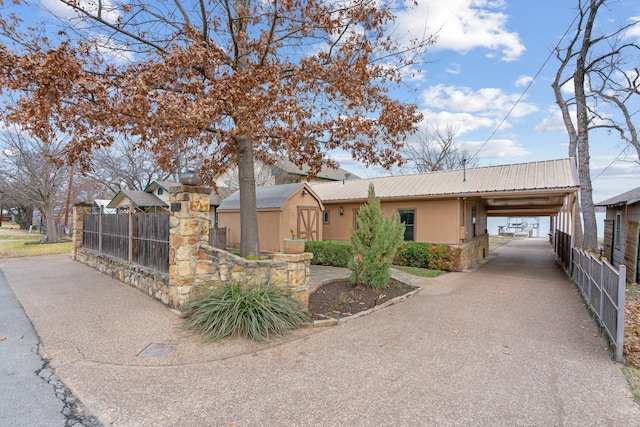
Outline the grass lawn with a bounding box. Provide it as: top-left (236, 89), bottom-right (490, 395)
top-left (391, 265), bottom-right (445, 278)
top-left (0, 222), bottom-right (72, 258)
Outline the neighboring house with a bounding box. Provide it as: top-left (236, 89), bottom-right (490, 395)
top-left (217, 182), bottom-right (324, 253)
top-left (212, 158), bottom-right (359, 188)
top-left (107, 180), bottom-right (233, 225)
top-left (93, 199), bottom-right (118, 214)
top-left (271, 158), bottom-right (358, 184)
top-left (107, 190), bottom-right (168, 212)
top-left (310, 158), bottom-right (580, 270)
top-left (595, 186), bottom-right (640, 284)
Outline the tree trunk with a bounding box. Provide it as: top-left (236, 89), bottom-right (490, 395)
top-left (236, 135), bottom-right (260, 257)
top-left (16, 205), bottom-right (34, 230)
top-left (44, 204), bottom-right (59, 243)
top-left (573, 0), bottom-right (599, 252)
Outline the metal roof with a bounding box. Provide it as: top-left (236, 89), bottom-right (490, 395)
top-left (595, 186), bottom-right (640, 207)
top-left (310, 158), bottom-right (580, 217)
top-left (311, 158), bottom-right (578, 200)
top-left (273, 158), bottom-right (359, 181)
top-left (218, 183), bottom-right (320, 210)
top-left (107, 190), bottom-right (167, 209)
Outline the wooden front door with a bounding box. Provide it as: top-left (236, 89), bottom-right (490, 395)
top-left (297, 206), bottom-right (320, 241)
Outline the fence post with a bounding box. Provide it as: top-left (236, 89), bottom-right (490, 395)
top-left (71, 201), bottom-right (93, 260)
top-left (616, 265), bottom-right (627, 363)
top-left (599, 257), bottom-right (606, 321)
top-left (98, 205), bottom-right (103, 253)
top-left (168, 181), bottom-right (212, 309)
top-left (128, 201), bottom-right (134, 264)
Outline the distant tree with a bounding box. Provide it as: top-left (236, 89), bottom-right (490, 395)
top-left (0, 128), bottom-right (69, 242)
top-left (0, 0), bottom-right (434, 257)
top-left (552, 0), bottom-right (639, 251)
top-left (402, 123), bottom-right (477, 173)
top-left (86, 137), bottom-right (175, 195)
top-left (349, 183), bottom-right (405, 289)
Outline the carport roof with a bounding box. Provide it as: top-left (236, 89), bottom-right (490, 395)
top-left (310, 158), bottom-right (580, 217)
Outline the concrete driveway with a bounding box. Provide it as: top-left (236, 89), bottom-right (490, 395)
top-left (1, 238), bottom-right (639, 426)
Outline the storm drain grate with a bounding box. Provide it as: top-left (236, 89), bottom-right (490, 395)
top-left (138, 343), bottom-right (177, 358)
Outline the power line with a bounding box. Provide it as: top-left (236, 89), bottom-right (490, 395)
top-left (471, 11), bottom-right (580, 159)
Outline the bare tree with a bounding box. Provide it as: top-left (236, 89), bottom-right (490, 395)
top-left (0, 0), bottom-right (434, 257)
top-left (402, 123), bottom-right (477, 173)
top-left (86, 136), bottom-right (175, 194)
top-left (0, 127), bottom-right (70, 242)
top-left (552, 0), bottom-right (639, 251)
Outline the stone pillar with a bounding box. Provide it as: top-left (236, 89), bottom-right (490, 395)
top-left (71, 203), bottom-right (93, 260)
top-left (168, 184), bottom-right (212, 309)
top-left (271, 252), bottom-right (313, 307)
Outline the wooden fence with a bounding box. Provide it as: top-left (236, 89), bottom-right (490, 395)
top-left (571, 248), bottom-right (626, 362)
top-left (209, 227), bottom-right (227, 249)
top-left (82, 211), bottom-right (170, 273)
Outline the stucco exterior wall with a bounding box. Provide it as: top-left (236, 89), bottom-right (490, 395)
top-left (217, 186), bottom-right (323, 253)
top-left (322, 198), bottom-right (469, 245)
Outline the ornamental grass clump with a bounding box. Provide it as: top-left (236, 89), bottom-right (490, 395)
top-left (183, 281), bottom-right (310, 342)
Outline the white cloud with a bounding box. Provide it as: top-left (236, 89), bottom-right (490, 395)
top-left (40, 0), bottom-right (120, 23)
top-left (421, 84), bottom-right (538, 119)
top-left (446, 63), bottom-right (462, 75)
top-left (515, 75), bottom-right (533, 87)
top-left (464, 138), bottom-right (532, 158)
top-left (534, 108), bottom-right (571, 132)
top-left (419, 110), bottom-right (497, 135)
top-left (395, 0), bottom-right (525, 61)
top-left (625, 16), bottom-right (640, 41)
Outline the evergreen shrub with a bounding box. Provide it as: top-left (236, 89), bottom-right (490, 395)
top-left (305, 241), bottom-right (353, 268)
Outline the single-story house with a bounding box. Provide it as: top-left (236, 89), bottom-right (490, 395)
top-left (217, 182), bottom-right (324, 253)
top-left (310, 158), bottom-right (580, 270)
top-left (595, 186), bottom-right (640, 284)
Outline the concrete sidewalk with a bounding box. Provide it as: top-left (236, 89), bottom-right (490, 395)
top-left (2, 238), bottom-right (639, 426)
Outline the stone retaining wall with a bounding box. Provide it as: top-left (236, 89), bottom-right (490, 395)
top-left (454, 233), bottom-right (489, 270)
top-left (73, 184), bottom-right (313, 311)
top-left (194, 245), bottom-right (312, 306)
top-left (75, 247), bottom-right (170, 305)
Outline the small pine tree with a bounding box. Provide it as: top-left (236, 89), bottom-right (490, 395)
top-left (349, 183), bottom-right (405, 289)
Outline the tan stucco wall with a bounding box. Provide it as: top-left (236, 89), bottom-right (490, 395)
top-left (217, 187), bottom-right (323, 253)
top-left (322, 198), bottom-right (472, 244)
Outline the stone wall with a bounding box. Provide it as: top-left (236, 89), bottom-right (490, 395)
top-left (73, 184), bottom-right (313, 311)
top-left (194, 245), bottom-right (312, 306)
top-left (75, 247), bottom-right (170, 305)
top-left (454, 233), bottom-right (489, 270)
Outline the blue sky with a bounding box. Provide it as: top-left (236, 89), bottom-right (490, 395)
top-left (9, 0), bottom-right (640, 204)
top-left (331, 0), bottom-right (640, 204)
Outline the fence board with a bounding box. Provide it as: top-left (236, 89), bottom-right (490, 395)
top-left (81, 211), bottom-right (169, 273)
top-left (209, 227), bottom-right (227, 249)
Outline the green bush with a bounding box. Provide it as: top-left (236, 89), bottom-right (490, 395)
top-left (396, 242), bottom-right (461, 271)
top-left (349, 183), bottom-right (405, 289)
top-left (305, 241), bottom-right (353, 267)
top-left (182, 281), bottom-right (309, 342)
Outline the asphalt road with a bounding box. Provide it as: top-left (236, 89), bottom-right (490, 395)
top-left (0, 269), bottom-right (66, 427)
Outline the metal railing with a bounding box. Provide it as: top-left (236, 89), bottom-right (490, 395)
top-left (572, 248), bottom-right (626, 362)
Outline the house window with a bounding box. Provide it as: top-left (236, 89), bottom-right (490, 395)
top-left (323, 211), bottom-right (330, 224)
top-left (614, 212), bottom-right (623, 249)
top-left (399, 210), bottom-right (415, 241)
top-left (157, 188), bottom-right (163, 196)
